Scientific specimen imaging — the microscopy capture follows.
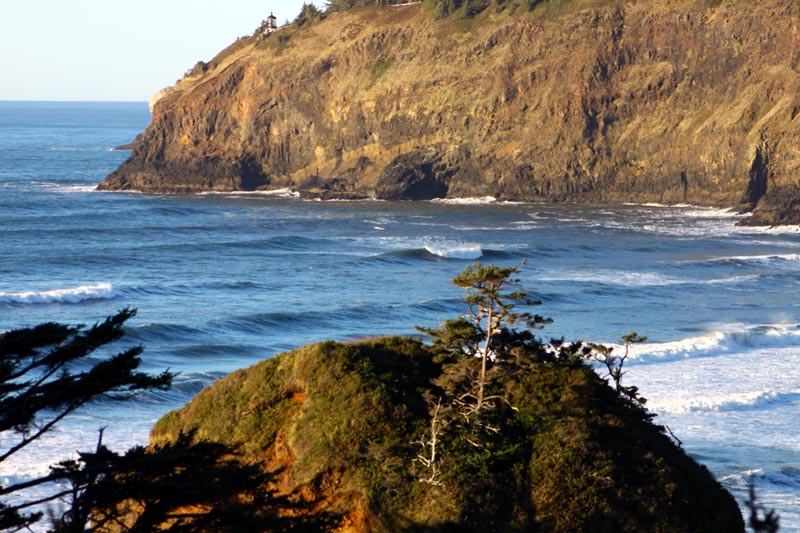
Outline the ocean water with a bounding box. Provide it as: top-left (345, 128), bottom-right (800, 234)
top-left (1, 101), bottom-right (799, 529)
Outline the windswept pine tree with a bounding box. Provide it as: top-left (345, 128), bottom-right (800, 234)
top-left (0, 309), bottom-right (172, 531)
top-left (0, 310), bottom-right (338, 532)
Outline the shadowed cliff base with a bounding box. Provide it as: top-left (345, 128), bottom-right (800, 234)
top-left (100, 0), bottom-right (800, 225)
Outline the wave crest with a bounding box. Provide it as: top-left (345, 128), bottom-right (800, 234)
top-left (0, 283), bottom-right (115, 305)
top-left (722, 466), bottom-right (800, 493)
top-left (626, 324), bottom-right (800, 363)
top-left (654, 389), bottom-right (800, 414)
top-left (431, 196), bottom-right (497, 205)
top-left (424, 244), bottom-right (483, 260)
top-left (195, 188), bottom-right (300, 198)
top-left (690, 253), bottom-right (800, 267)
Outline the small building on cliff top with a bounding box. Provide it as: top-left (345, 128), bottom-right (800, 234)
top-left (264, 12), bottom-right (277, 34)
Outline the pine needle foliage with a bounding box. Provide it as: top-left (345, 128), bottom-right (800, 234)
top-left (419, 262), bottom-right (551, 416)
top-left (0, 309), bottom-right (340, 532)
top-left (0, 309), bottom-right (173, 531)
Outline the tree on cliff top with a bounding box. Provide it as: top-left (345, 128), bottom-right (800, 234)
top-left (322, 0), bottom-right (493, 17)
top-left (325, 0), bottom-right (406, 13)
top-left (419, 262), bottom-right (552, 420)
top-left (451, 262), bottom-right (551, 413)
top-left (423, 0), bottom-right (489, 18)
top-left (294, 3), bottom-right (325, 27)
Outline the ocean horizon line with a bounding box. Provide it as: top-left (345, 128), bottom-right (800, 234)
top-left (0, 99), bottom-right (148, 105)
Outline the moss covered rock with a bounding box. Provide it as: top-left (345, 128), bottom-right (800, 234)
top-left (152, 338), bottom-right (744, 532)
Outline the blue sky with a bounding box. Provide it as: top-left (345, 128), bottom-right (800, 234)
top-left (0, 1), bottom-right (311, 102)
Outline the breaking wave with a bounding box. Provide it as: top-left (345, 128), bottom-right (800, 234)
top-left (538, 270), bottom-right (683, 287)
top-left (431, 196), bottom-right (497, 205)
top-left (654, 389), bottom-right (800, 414)
top-left (729, 466), bottom-right (800, 485)
top-left (369, 243), bottom-right (493, 263)
top-left (690, 253), bottom-right (800, 267)
top-left (0, 283), bottom-right (115, 305)
top-left (196, 188), bottom-right (301, 199)
top-left (424, 244), bottom-right (483, 259)
top-left (625, 324), bottom-right (800, 363)
top-left (44, 183), bottom-right (98, 194)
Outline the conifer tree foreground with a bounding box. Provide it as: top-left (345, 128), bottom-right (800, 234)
top-left (0, 310), bottom-right (335, 532)
top-left (0, 309), bottom-right (172, 530)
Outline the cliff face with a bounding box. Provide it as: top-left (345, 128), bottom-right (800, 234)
top-left (100, 0), bottom-right (800, 224)
top-left (151, 338), bottom-right (745, 532)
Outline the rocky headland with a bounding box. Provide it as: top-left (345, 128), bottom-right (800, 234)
top-left (99, 0), bottom-right (800, 224)
top-left (150, 337), bottom-right (745, 532)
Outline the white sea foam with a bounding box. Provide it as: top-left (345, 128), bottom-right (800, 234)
top-left (309, 196), bottom-right (382, 203)
top-left (694, 253), bottom-right (800, 265)
top-left (431, 196), bottom-right (497, 205)
top-left (45, 146), bottom-right (104, 152)
top-left (424, 244), bottom-right (483, 259)
top-left (623, 324), bottom-right (800, 363)
top-left (0, 283), bottom-right (115, 305)
top-left (197, 188), bottom-right (301, 198)
top-left (740, 224), bottom-right (800, 235)
top-left (752, 253), bottom-right (800, 263)
top-left (503, 221), bottom-right (539, 231)
top-left (255, 188), bottom-right (301, 198)
top-left (719, 468), bottom-right (800, 528)
top-left (51, 184), bottom-right (98, 194)
top-left (582, 204), bottom-right (750, 238)
top-left (33, 182), bottom-right (98, 194)
top-left (60, 184), bottom-right (97, 193)
top-left (623, 202), bottom-right (745, 218)
top-left (722, 468), bottom-right (800, 491)
top-left (676, 206), bottom-right (745, 219)
top-left (654, 389), bottom-right (799, 414)
top-left (541, 269), bottom-right (762, 289)
top-left (538, 270), bottom-right (684, 287)
top-left (704, 274), bottom-right (761, 284)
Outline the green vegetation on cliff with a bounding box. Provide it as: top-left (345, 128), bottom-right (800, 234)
top-left (324, 0), bottom-right (552, 19)
top-left (152, 339), bottom-right (744, 531)
top-left (152, 264), bottom-right (745, 532)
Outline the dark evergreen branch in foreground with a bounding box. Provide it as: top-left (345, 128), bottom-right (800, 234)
top-left (0, 309), bottom-right (173, 530)
top-left (747, 480), bottom-right (780, 533)
top-left (0, 309), bottom-right (338, 532)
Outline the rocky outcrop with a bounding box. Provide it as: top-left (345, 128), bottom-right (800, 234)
top-left (375, 143), bottom-right (483, 200)
top-left (100, 1), bottom-right (800, 224)
top-left (151, 338), bottom-right (745, 532)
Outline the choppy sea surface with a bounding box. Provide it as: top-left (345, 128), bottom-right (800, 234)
top-left (1, 101), bottom-right (799, 529)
